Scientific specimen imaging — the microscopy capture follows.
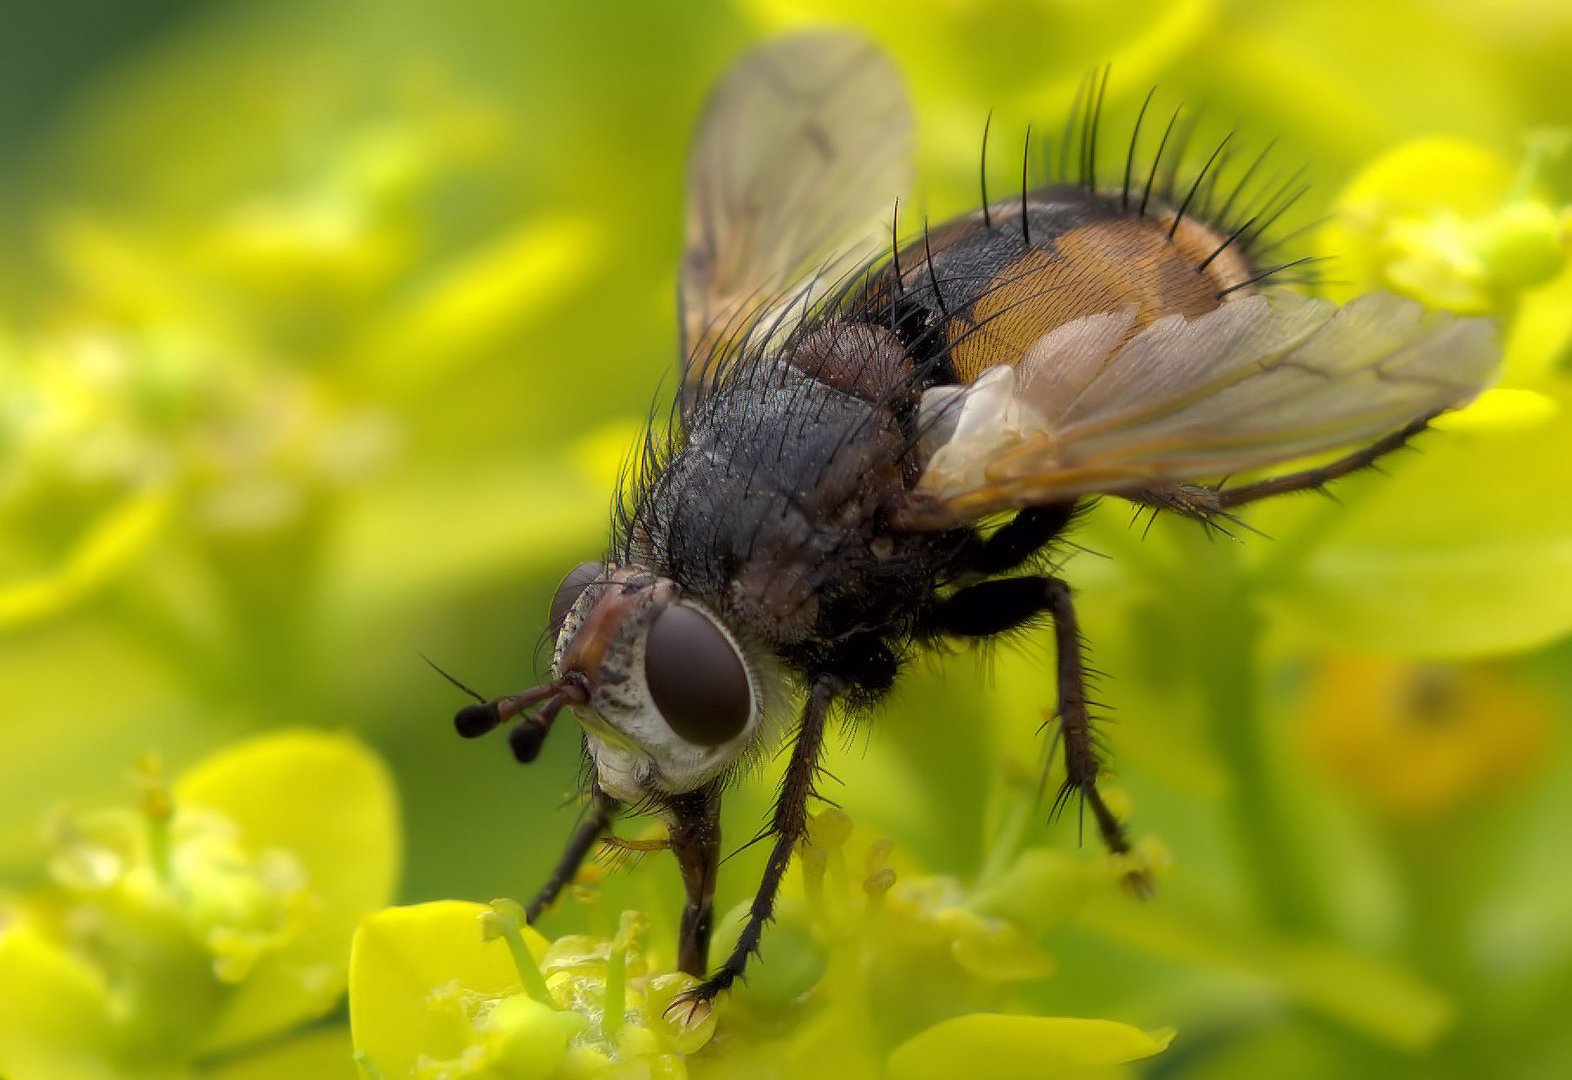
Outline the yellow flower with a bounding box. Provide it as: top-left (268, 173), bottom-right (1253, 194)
top-left (1298, 656), bottom-right (1553, 822)
top-left (350, 812), bottom-right (1171, 1079)
top-left (1321, 137), bottom-right (1567, 309)
top-left (0, 731), bottom-right (399, 1079)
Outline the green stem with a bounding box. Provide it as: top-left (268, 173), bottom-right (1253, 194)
top-left (602, 938), bottom-right (626, 1043)
top-left (977, 777), bottom-right (1033, 889)
top-left (487, 901), bottom-right (553, 1005)
top-left (602, 911), bottom-right (644, 1044)
top-left (1389, 819), bottom-right (1487, 997)
top-left (137, 758), bottom-right (173, 884)
top-left (145, 805), bottom-right (172, 884)
top-left (1186, 533), bottom-right (1321, 933)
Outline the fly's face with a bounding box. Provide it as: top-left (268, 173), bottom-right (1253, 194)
top-left (446, 558), bottom-right (779, 801)
top-left (545, 564), bottom-right (773, 804)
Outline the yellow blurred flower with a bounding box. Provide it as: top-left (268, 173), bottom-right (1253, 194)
top-left (350, 811), bottom-right (1169, 1079)
top-left (0, 731), bottom-right (399, 1079)
top-left (1298, 656), bottom-right (1554, 822)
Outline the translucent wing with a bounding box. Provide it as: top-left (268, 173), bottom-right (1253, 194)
top-left (906, 291), bottom-right (1499, 526)
top-left (680, 33), bottom-right (912, 413)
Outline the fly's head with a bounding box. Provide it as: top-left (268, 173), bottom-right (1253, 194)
top-left (453, 562), bottom-right (777, 804)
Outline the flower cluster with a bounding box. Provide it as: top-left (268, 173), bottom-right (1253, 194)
top-left (350, 810), bottom-right (1173, 1079)
top-left (0, 733), bottom-right (398, 1079)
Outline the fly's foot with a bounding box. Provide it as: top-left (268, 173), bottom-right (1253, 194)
top-left (665, 976), bottom-right (729, 1024)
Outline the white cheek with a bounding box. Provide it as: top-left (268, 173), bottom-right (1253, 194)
top-left (590, 677), bottom-right (761, 795)
top-left (582, 731), bottom-right (646, 805)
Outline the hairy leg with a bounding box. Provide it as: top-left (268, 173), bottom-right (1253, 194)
top-left (665, 785), bottom-right (723, 978)
top-left (925, 575), bottom-right (1132, 860)
top-left (1135, 416), bottom-right (1432, 521)
top-left (957, 502), bottom-right (1077, 576)
top-left (525, 786), bottom-right (619, 924)
top-left (675, 674), bottom-right (841, 1009)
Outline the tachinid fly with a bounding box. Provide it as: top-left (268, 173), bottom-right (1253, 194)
top-left (446, 34), bottom-right (1499, 1010)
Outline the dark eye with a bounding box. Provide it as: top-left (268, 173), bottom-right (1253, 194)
top-left (548, 561), bottom-right (605, 636)
top-left (644, 604), bottom-right (751, 746)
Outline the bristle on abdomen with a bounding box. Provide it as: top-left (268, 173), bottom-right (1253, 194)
top-left (855, 78), bottom-right (1326, 385)
top-left (1049, 71), bottom-right (1320, 292)
top-left (905, 189), bottom-right (1266, 382)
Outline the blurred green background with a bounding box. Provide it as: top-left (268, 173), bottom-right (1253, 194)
top-left (4, 0), bottom-right (1572, 1077)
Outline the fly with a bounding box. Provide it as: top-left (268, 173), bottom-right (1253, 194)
top-left (447, 33), bottom-right (1499, 1012)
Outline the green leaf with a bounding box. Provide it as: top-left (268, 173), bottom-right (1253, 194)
top-left (0, 486), bottom-right (172, 629)
top-left (886, 1014), bottom-right (1174, 1080)
top-left (969, 848), bottom-right (1097, 935)
top-left (1253, 397), bottom-right (1572, 656)
top-left (1079, 899), bottom-right (1452, 1051)
top-left (200, 1026), bottom-right (355, 1080)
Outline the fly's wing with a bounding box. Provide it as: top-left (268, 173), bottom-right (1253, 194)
top-left (904, 291), bottom-right (1499, 526)
top-left (680, 33), bottom-right (912, 414)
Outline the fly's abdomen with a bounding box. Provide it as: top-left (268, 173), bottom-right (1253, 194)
top-left (888, 185), bottom-right (1257, 384)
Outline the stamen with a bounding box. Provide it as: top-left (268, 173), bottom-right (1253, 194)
top-left (482, 899), bottom-right (553, 1005)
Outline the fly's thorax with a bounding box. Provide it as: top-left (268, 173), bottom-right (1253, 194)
top-left (627, 351), bottom-right (919, 652)
top-left (549, 564), bottom-right (783, 802)
top-left (786, 318), bottom-right (915, 404)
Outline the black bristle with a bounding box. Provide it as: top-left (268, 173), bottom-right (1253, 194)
top-left (980, 111), bottom-right (993, 228)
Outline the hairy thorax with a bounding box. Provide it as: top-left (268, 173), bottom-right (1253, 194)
top-left (625, 319), bottom-right (947, 659)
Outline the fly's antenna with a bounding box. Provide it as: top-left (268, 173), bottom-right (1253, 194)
top-left (980, 109), bottom-right (994, 228)
top-left (430, 648), bottom-right (591, 765)
top-left (421, 652), bottom-right (486, 704)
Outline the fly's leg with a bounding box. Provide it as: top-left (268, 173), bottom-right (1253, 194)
top-left (673, 674), bottom-right (840, 1012)
top-left (1035, 577), bottom-right (1133, 863)
top-left (957, 503), bottom-right (1076, 575)
top-left (664, 785), bottom-right (723, 978)
top-left (1136, 415), bottom-right (1434, 522)
top-left (525, 786), bottom-right (619, 923)
top-left (925, 576), bottom-right (1133, 863)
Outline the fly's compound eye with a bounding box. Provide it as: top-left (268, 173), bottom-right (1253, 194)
top-left (643, 604), bottom-right (751, 746)
top-left (548, 561), bottom-right (606, 635)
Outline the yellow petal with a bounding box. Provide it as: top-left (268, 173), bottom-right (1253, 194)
top-left (0, 920), bottom-right (121, 1080)
top-left (348, 901), bottom-right (536, 1077)
top-left (1430, 387), bottom-right (1559, 434)
top-left (176, 731), bottom-right (400, 1054)
top-left (199, 1025), bottom-right (355, 1080)
top-left (887, 1014), bottom-right (1174, 1080)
